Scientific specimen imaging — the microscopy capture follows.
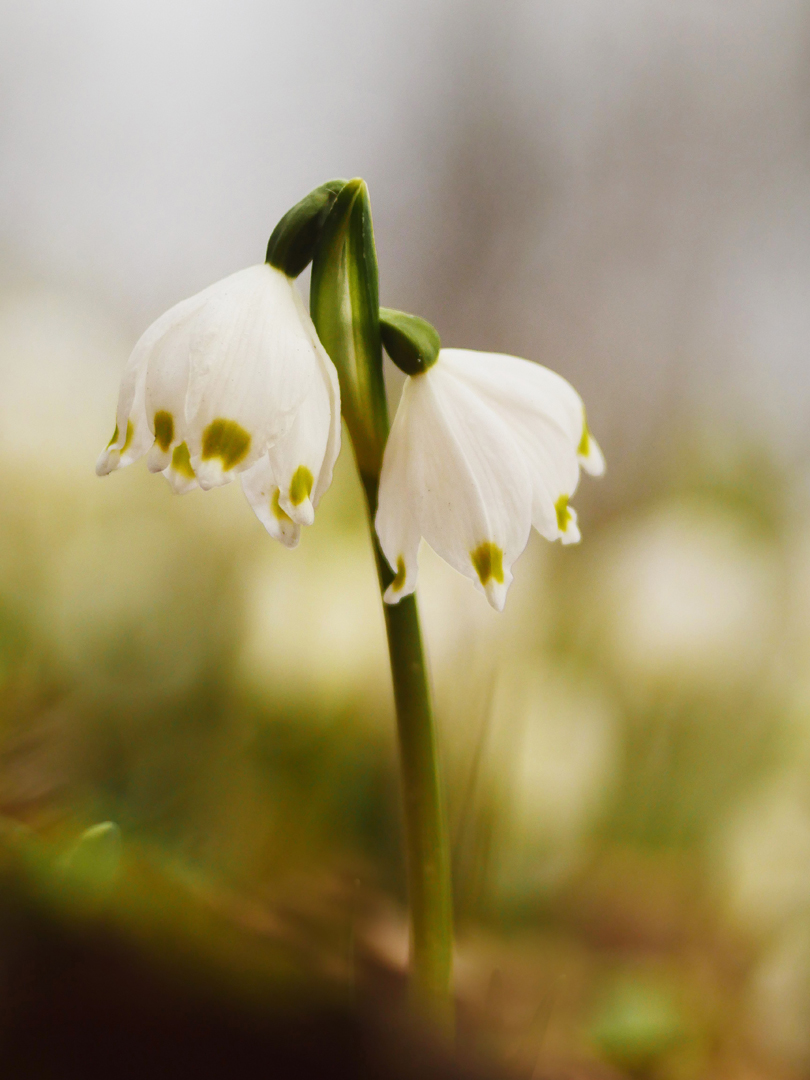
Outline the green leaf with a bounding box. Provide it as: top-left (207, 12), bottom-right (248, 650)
top-left (380, 308), bottom-right (441, 375)
top-left (310, 178), bottom-right (389, 479)
top-left (265, 179), bottom-right (347, 278)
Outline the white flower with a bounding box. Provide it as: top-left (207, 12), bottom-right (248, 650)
top-left (375, 348), bottom-right (604, 611)
top-left (96, 264), bottom-right (340, 547)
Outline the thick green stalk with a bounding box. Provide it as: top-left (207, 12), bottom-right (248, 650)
top-left (309, 179), bottom-right (453, 1022)
top-left (360, 472), bottom-right (453, 1021)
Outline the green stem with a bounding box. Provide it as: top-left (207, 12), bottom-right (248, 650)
top-left (306, 177), bottom-right (453, 1022)
top-left (360, 471), bottom-right (454, 1025)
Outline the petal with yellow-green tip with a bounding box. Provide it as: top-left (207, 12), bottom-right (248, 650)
top-left (95, 259), bottom-right (341, 535)
top-left (376, 360), bottom-right (532, 611)
top-left (241, 456), bottom-right (301, 548)
top-left (266, 331), bottom-right (341, 527)
top-left (161, 441), bottom-right (198, 495)
top-left (376, 345), bottom-right (603, 609)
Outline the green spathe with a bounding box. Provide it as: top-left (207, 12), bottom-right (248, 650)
top-left (380, 308), bottom-right (441, 376)
top-left (266, 179), bottom-right (347, 279)
top-left (310, 178), bottom-right (388, 478)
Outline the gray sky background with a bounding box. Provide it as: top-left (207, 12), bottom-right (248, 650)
top-left (2, 0), bottom-right (809, 486)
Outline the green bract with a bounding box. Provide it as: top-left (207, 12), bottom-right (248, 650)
top-left (265, 178), bottom-right (347, 278)
top-left (380, 308), bottom-right (441, 375)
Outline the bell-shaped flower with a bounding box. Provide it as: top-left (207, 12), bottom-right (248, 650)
top-left (375, 330), bottom-right (604, 611)
top-left (96, 263), bottom-right (340, 547)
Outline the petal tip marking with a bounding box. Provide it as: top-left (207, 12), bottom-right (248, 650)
top-left (282, 465), bottom-right (315, 524)
top-left (201, 418), bottom-right (251, 471)
top-left (470, 542), bottom-right (508, 610)
top-left (555, 496), bottom-right (581, 544)
top-left (153, 410), bottom-right (174, 452)
top-left (96, 419), bottom-right (133, 476)
top-left (391, 556), bottom-right (406, 592)
top-left (197, 418), bottom-right (252, 488)
top-left (288, 465), bottom-right (314, 506)
top-left (578, 415), bottom-right (605, 477)
top-left (383, 556), bottom-right (415, 604)
top-left (171, 442), bottom-right (196, 480)
top-left (470, 541), bottom-right (505, 588)
top-left (162, 442), bottom-right (197, 493)
top-left (271, 489), bottom-right (301, 547)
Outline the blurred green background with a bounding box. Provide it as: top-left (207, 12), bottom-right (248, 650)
top-left (2, 2), bottom-right (810, 1075)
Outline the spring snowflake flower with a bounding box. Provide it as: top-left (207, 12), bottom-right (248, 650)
top-left (96, 264), bottom-right (340, 548)
top-left (375, 348), bottom-right (604, 611)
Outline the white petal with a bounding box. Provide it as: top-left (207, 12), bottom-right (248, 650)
top-left (375, 384), bottom-right (422, 604)
top-left (376, 363), bottom-right (532, 611)
top-left (439, 349), bottom-right (584, 541)
top-left (95, 339), bottom-right (149, 476)
top-left (309, 330), bottom-right (342, 509)
top-left (96, 281), bottom-right (220, 476)
top-left (267, 331), bottom-right (341, 527)
top-left (142, 290), bottom-right (214, 471)
top-left (183, 265), bottom-right (318, 490)
top-left (241, 456), bottom-right (301, 548)
top-left (440, 348), bottom-right (584, 444)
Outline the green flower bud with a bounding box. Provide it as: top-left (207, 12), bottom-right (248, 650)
top-left (266, 178), bottom-right (347, 278)
top-left (310, 178), bottom-right (388, 478)
top-left (380, 308), bottom-right (441, 375)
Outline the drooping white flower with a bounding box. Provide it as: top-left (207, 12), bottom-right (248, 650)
top-left (96, 264), bottom-right (340, 547)
top-left (375, 348), bottom-right (604, 611)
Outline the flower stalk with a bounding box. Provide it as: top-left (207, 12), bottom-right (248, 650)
top-left (310, 179), bottom-right (454, 1025)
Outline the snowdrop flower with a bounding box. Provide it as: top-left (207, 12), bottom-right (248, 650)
top-left (96, 263), bottom-right (340, 548)
top-left (375, 311), bottom-right (604, 610)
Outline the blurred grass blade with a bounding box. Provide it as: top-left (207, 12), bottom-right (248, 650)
top-left (62, 821), bottom-right (122, 895)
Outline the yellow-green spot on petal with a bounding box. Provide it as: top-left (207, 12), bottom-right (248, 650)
top-left (121, 420), bottom-right (133, 453)
top-left (153, 410), bottom-right (174, 452)
top-left (108, 420), bottom-right (133, 452)
top-left (391, 556), bottom-right (406, 593)
top-left (289, 465), bottom-right (314, 507)
top-left (578, 413), bottom-right (591, 457)
top-left (171, 441), bottom-right (195, 480)
top-left (556, 494), bottom-right (572, 532)
top-left (471, 541), bottom-right (504, 587)
top-left (201, 419), bottom-right (251, 470)
top-left (271, 488), bottom-right (293, 523)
